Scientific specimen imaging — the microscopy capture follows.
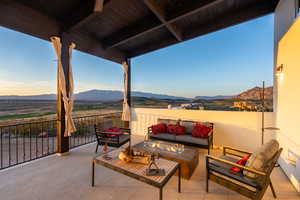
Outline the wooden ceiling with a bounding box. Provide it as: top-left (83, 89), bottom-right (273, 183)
top-left (0, 0), bottom-right (279, 64)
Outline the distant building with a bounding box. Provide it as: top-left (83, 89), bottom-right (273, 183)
top-left (180, 103), bottom-right (204, 110)
top-left (233, 101), bottom-right (258, 111)
top-left (198, 106), bottom-right (205, 110)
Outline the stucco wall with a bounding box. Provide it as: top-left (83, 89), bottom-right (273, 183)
top-left (276, 16), bottom-right (300, 192)
top-left (274, 0), bottom-right (297, 45)
top-left (131, 108), bottom-right (275, 152)
top-left (274, 0), bottom-right (298, 113)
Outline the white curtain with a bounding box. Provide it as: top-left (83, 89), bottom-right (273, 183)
top-left (50, 36), bottom-right (77, 137)
top-left (121, 61), bottom-right (131, 121)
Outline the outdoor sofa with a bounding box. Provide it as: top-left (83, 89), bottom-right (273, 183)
top-left (148, 119), bottom-right (214, 154)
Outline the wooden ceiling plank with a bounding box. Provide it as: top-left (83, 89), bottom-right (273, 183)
top-left (104, 0), bottom-right (222, 49)
top-left (102, 16), bottom-right (164, 49)
top-left (128, 1), bottom-right (276, 58)
top-left (0, 1), bottom-right (124, 63)
top-left (68, 31), bottom-right (126, 63)
top-left (143, 0), bottom-right (182, 41)
top-left (0, 1), bottom-right (60, 41)
top-left (66, 0), bottom-right (110, 32)
top-left (167, 0), bottom-right (224, 24)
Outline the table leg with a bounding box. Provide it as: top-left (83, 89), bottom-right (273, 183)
top-left (159, 188), bottom-right (163, 200)
top-left (178, 165), bottom-right (181, 193)
top-left (91, 160), bottom-right (95, 187)
top-left (270, 180), bottom-right (277, 198)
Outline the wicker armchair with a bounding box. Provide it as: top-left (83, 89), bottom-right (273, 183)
top-left (206, 144), bottom-right (282, 200)
top-left (94, 120), bottom-right (130, 153)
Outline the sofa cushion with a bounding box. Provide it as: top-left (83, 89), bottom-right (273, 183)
top-left (149, 133), bottom-right (176, 141)
top-left (192, 123), bottom-right (212, 138)
top-left (167, 124), bottom-right (186, 135)
top-left (180, 121), bottom-right (194, 133)
top-left (180, 120), bottom-right (212, 133)
top-left (158, 118), bottom-right (178, 125)
top-left (244, 139), bottom-right (279, 179)
top-left (151, 123), bottom-right (167, 134)
top-left (175, 135), bottom-right (208, 145)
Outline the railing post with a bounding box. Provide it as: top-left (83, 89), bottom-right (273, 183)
top-left (57, 34), bottom-right (70, 155)
top-left (124, 58), bottom-right (131, 129)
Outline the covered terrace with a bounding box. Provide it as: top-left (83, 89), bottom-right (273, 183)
top-left (0, 0), bottom-right (300, 200)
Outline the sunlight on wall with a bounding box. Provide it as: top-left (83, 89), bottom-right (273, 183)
top-left (132, 108), bottom-right (275, 152)
top-left (276, 15), bottom-right (300, 193)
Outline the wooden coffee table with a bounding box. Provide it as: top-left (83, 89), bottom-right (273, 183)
top-left (92, 149), bottom-right (181, 200)
top-left (133, 140), bottom-right (199, 179)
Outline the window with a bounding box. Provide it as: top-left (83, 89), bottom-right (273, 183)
top-left (297, 0), bottom-right (300, 17)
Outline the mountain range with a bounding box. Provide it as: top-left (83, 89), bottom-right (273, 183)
top-left (0, 90), bottom-right (191, 101)
top-left (194, 95), bottom-right (232, 100)
top-left (0, 86), bottom-right (273, 101)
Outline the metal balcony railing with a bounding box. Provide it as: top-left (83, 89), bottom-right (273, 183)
top-left (0, 112), bottom-right (122, 170)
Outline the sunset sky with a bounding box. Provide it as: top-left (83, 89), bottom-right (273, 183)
top-left (0, 14), bottom-right (274, 98)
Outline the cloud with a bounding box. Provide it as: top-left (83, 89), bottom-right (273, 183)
top-left (0, 80), bottom-right (122, 95)
top-left (0, 80), bottom-right (56, 95)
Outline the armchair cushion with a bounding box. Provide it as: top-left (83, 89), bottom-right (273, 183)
top-left (244, 139), bottom-right (279, 179)
top-left (209, 155), bottom-right (260, 189)
top-left (100, 120), bottom-right (114, 131)
top-left (103, 127), bottom-right (124, 137)
top-left (231, 154), bottom-right (251, 173)
top-left (119, 134), bottom-right (130, 143)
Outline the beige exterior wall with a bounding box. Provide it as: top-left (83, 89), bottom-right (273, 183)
top-left (276, 16), bottom-right (300, 192)
top-left (274, 0), bottom-right (298, 45)
top-left (274, 0), bottom-right (298, 112)
top-left (131, 108), bottom-right (275, 152)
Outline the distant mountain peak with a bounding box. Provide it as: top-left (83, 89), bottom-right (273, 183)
top-left (234, 86), bottom-right (273, 100)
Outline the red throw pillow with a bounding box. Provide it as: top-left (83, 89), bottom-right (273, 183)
top-left (103, 127), bottom-right (124, 137)
top-left (192, 123), bottom-right (212, 138)
top-left (230, 154), bottom-right (251, 173)
top-left (151, 123), bottom-right (167, 134)
top-left (167, 124), bottom-right (186, 135)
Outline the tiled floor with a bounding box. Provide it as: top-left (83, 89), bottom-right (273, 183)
top-left (0, 136), bottom-right (299, 200)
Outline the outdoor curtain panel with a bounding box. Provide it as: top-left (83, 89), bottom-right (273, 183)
top-left (122, 61), bottom-right (131, 121)
top-left (50, 36), bottom-right (77, 137)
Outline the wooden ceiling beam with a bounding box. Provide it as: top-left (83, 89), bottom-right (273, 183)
top-left (0, 0), bottom-right (125, 63)
top-left (63, 0), bottom-right (110, 32)
top-left (102, 16), bottom-right (164, 49)
top-left (184, 1), bottom-right (278, 40)
top-left (143, 0), bottom-right (182, 41)
top-left (60, 0), bottom-right (126, 63)
top-left (167, 0), bottom-right (224, 24)
top-left (68, 31), bottom-right (126, 63)
top-left (128, 1), bottom-right (276, 58)
top-left (103, 0), bottom-right (223, 49)
top-left (0, 1), bottom-right (60, 41)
